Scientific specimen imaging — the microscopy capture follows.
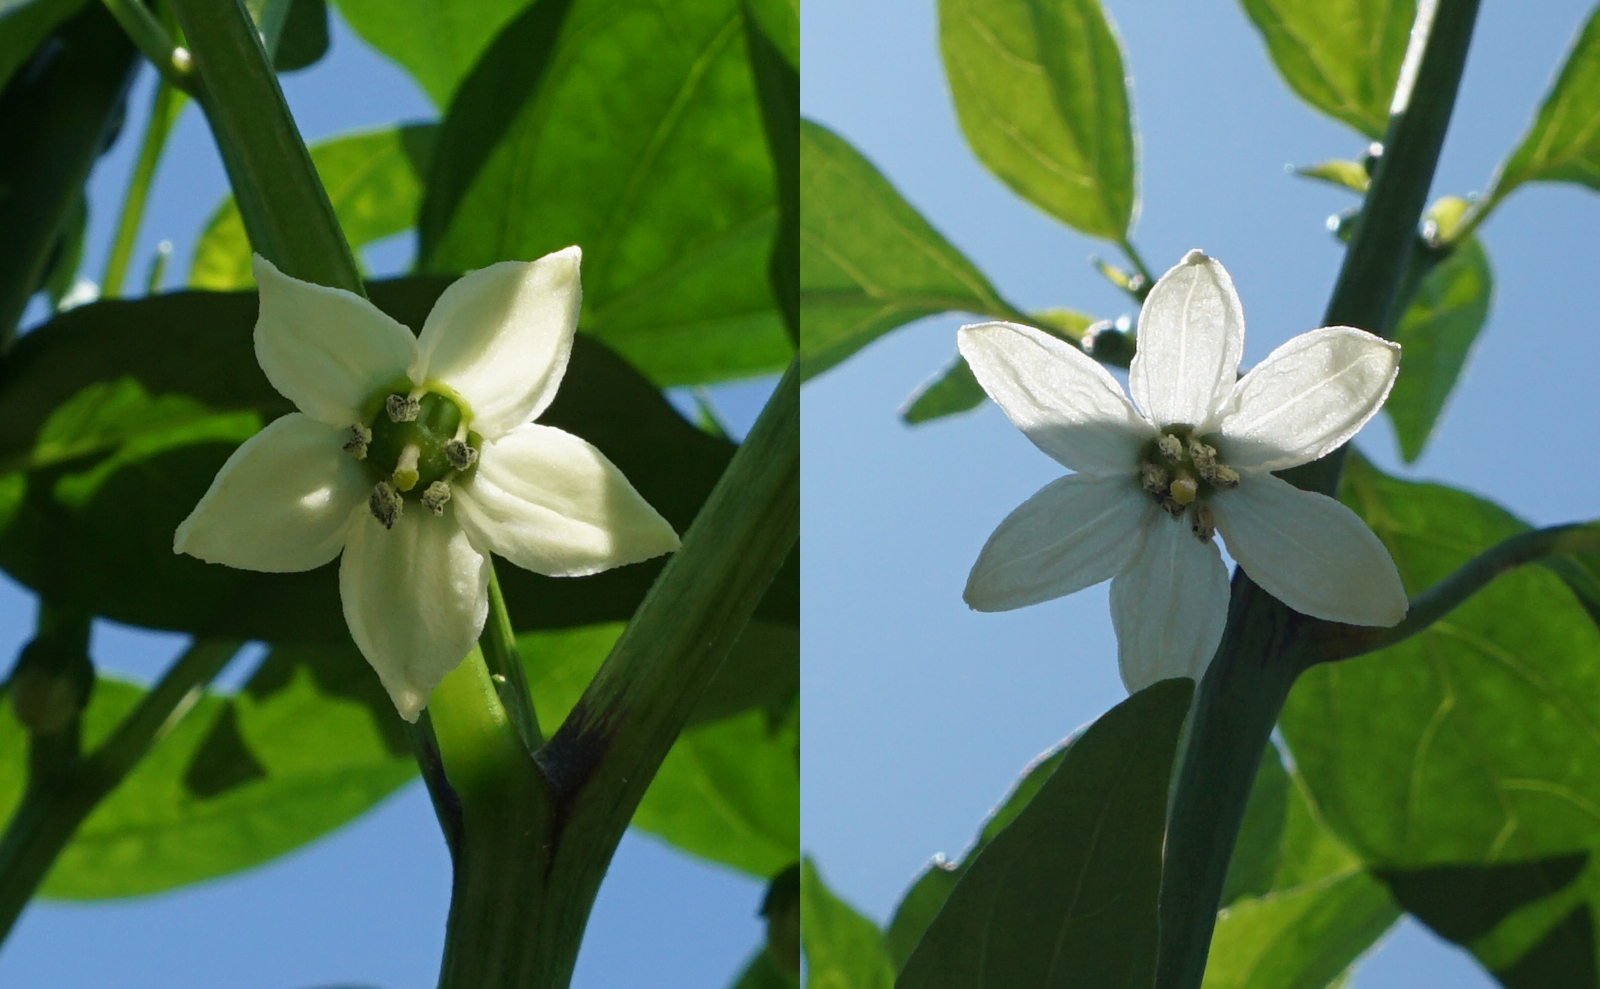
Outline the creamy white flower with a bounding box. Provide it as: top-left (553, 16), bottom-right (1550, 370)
top-left (175, 248), bottom-right (680, 721)
top-left (961, 250), bottom-right (1407, 691)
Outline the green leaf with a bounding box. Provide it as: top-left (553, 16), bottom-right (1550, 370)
top-left (744, 0), bottom-right (799, 343)
top-left (731, 947), bottom-right (801, 989)
top-left (1492, 4), bottom-right (1600, 204)
top-left (938, 0), bottom-right (1136, 239)
top-left (800, 120), bottom-right (1017, 379)
top-left (1237, 0), bottom-right (1414, 138)
top-left (633, 702), bottom-right (798, 877)
top-left (897, 678), bottom-right (1193, 988)
top-left (272, 0), bottom-right (328, 73)
top-left (0, 278), bottom-right (793, 644)
top-left (801, 858), bottom-right (895, 989)
top-left (40, 191), bottom-right (86, 310)
top-left (419, 0), bottom-right (788, 387)
top-left (330, 0), bottom-right (529, 107)
top-left (9, 644), bottom-right (415, 899)
top-left (1292, 159), bottom-right (1371, 194)
top-left (1219, 746), bottom-right (1292, 909)
top-left (1282, 454), bottom-right (1600, 979)
top-left (1385, 232), bottom-right (1493, 462)
top-left (0, 0), bottom-right (85, 96)
top-left (189, 124), bottom-right (436, 290)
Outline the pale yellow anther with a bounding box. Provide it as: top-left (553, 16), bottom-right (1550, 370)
top-left (393, 443), bottom-right (421, 492)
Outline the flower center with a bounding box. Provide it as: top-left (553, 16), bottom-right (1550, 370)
top-left (1137, 426), bottom-right (1239, 543)
top-left (344, 385), bottom-right (481, 528)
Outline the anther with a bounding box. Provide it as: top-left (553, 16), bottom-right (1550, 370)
top-left (1191, 503), bottom-right (1216, 542)
top-left (343, 423), bottom-right (372, 460)
top-left (421, 481), bottom-right (452, 516)
top-left (1140, 463), bottom-right (1170, 494)
top-left (1188, 438), bottom-right (1217, 469)
top-left (1160, 495), bottom-right (1185, 518)
top-left (1209, 464), bottom-right (1240, 489)
top-left (1169, 474), bottom-right (1199, 506)
top-left (369, 481), bottom-right (403, 529)
top-left (445, 439), bottom-right (479, 471)
top-left (392, 444), bottom-right (421, 492)
top-left (1157, 433), bottom-right (1185, 463)
top-left (386, 394), bottom-right (420, 423)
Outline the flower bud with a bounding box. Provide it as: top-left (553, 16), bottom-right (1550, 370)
top-left (9, 635), bottom-right (93, 736)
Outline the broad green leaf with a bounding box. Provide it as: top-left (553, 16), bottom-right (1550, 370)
top-left (938, 0), bottom-right (1136, 239)
top-left (419, 0), bottom-right (788, 387)
top-left (743, 0), bottom-right (796, 68)
top-left (1492, 4), bottom-right (1600, 204)
top-left (897, 678), bottom-right (1193, 988)
top-left (744, 0), bottom-right (799, 342)
top-left (189, 124), bottom-right (436, 290)
top-left (41, 191), bottom-right (86, 309)
top-left (1386, 232), bottom-right (1493, 462)
top-left (731, 947), bottom-right (801, 989)
top-left (331, 0), bottom-right (529, 107)
top-left (801, 858), bottom-right (895, 989)
top-left (800, 121), bottom-right (1017, 379)
top-left (0, 0), bottom-right (84, 95)
top-left (898, 309), bottom-right (1093, 423)
top-left (0, 278), bottom-right (795, 645)
top-left (633, 702), bottom-right (798, 877)
top-left (1283, 454), bottom-right (1600, 978)
top-left (248, 0), bottom-right (328, 72)
top-left (1238, 0), bottom-right (1414, 138)
top-left (1205, 746), bottom-right (1400, 989)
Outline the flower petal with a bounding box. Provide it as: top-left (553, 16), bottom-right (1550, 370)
top-left (1110, 515), bottom-right (1230, 691)
top-left (964, 473), bottom-right (1153, 611)
top-left (253, 255), bottom-right (418, 426)
top-left (340, 509), bottom-right (490, 722)
top-left (453, 423), bottom-right (679, 577)
top-left (958, 320), bottom-right (1150, 475)
top-left (1129, 250), bottom-right (1245, 429)
top-left (174, 414), bottom-right (367, 572)
top-left (1211, 472), bottom-right (1407, 626)
top-left (1218, 326), bottom-right (1401, 472)
top-left (413, 248), bottom-right (581, 439)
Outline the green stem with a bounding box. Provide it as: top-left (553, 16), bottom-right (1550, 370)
top-left (1154, 2), bottom-right (1481, 987)
top-left (98, 0), bottom-right (195, 94)
top-left (480, 566), bottom-right (542, 752)
top-left (164, 0), bottom-right (361, 294)
top-left (101, 79), bottom-right (184, 296)
top-left (0, 638), bottom-right (239, 943)
top-left (1118, 237), bottom-right (1156, 288)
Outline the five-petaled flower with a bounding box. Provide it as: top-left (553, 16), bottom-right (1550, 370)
top-left (175, 247), bottom-right (680, 721)
top-left (961, 250), bottom-right (1408, 691)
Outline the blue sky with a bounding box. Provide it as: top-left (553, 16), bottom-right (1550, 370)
top-left (800, 0), bottom-right (1600, 984)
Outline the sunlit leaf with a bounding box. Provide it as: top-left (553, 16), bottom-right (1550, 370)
top-left (801, 858), bottom-right (894, 989)
top-left (1492, 4), bottom-right (1600, 204)
top-left (330, 0), bottom-right (529, 107)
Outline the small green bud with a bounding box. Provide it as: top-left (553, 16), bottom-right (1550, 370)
top-left (9, 637), bottom-right (92, 735)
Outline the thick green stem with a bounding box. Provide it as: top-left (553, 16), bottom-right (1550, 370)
top-left (0, 638), bottom-right (238, 943)
top-left (165, 0), bottom-right (361, 293)
top-left (98, 0), bottom-right (195, 94)
top-left (101, 78), bottom-right (184, 296)
top-left (1154, 2), bottom-right (1480, 987)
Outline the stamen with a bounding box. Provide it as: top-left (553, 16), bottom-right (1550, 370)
top-left (342, 423), bottom-right (371, 460)
top-left (1157, 433), bottom-right (1184, 463)
top-left (1159, 495), bottom-right (1185, 518)
top-left (392, 444), bottom-right (421, 492)
top-left (445, 439), bottom-right (479, 471)
top-left (1209, 464), bottom-right (1240, 489)
top-left (386, 394), bottom-right (421, 423)
top-left (421, 481), bottom-right (452, 516)
top-left (1169, 474), bottom-right (1199, 506)
top-left (1188, 438), bottom-right (1217, 469)
top-left (369, 481), bottom-right (403, 529)
top-left (1140, 462), bottom-right (1169, 494)
top-left (1191, 503), bottom-right (1216, 542)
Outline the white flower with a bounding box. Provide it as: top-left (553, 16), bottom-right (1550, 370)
top-left (174, 247), bottom-right (680, 721)
top-left (960, 250), bottom-right (1407, 691)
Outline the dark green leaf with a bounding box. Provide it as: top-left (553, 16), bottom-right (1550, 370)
top-left (0, 0), bottom-right (85, 95)
top-left (744, 0), bottom-right (799, 344)
top-left (190, 124), bottom-right (436, 290)
top-left (801, 858), bottom-right (894, 989)
top-left (938, 0), bottom-right (1136, 239)
top-left (419, 0), bottom-right (787, 387)
top-left (330, 0), bottom-right (528, 107)
top-left (731, 948), bottom-right (801, 989)
top-left (272, 0), bottom-right (328, 73)
top-left (1493, 5), bottom-right (1600, 202)
top-left (1238, 0), bottom-right (1414, 138)
top-left (40, 191), bottom-right (86, 310)
top-left (1386, 233), bottom-right (1493, 462)
top-left (897, 678), bottom-right (1192, 989)
top-left (800, 120), bottom-right (1017, 379)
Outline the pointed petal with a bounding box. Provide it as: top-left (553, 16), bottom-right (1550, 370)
top-left (453, 423), bottom-right (679, 577)
top-left (964, 473), bottom-right (1153, 611)
top-left (1110, 515), bottom-right (1230, 691)
top-left (253, 255), bottom-right (418, 426)
top-left (1212, 472), bottom-right (1407, 626)
top-left (413, 248), bottom-right (581, 438)
top-left (174, 414), bottom-right (366, 572)
top-left (340, 510), bottom-right (490, 722)
top-left (958, 320), bottom-right (1150, 475)
top-left (1129, 250), bottom-right (1245, 429)
top-left (1219, 326), bottom-right (1401, 472)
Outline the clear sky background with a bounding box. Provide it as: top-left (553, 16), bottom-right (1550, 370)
top-left (0, 12), bottom-right (772, 989)
top-left (801, 0), bottom-right (1600, 985)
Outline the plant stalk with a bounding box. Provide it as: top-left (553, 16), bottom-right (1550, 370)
top-left (102, 78), bottom-right (185, 297)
